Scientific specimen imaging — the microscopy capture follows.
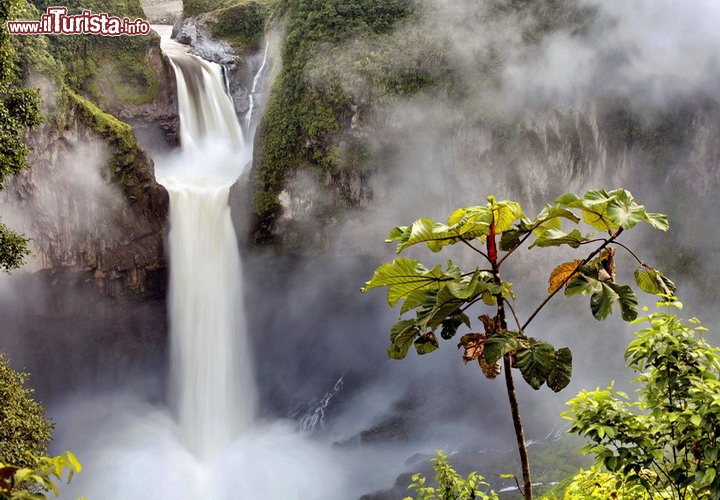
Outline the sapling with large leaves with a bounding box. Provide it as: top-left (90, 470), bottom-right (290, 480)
top-left (362, 189), bottom-right (675, 499)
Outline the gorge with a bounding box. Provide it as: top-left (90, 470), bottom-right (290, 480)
top-left (2, 1), bottom-right (720, 499)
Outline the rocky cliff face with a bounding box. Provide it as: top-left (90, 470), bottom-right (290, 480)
top-left (105, 31), bottom-right (181, 153)
top-left (0, 94), bottom-right (168, 298)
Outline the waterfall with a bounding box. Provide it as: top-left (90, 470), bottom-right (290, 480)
top-left (54, 27), bottom-right (352, 500)
top-left (244, 41), bottom-right (269, 134)
top-left (156, 29), bottom-right (255, 460)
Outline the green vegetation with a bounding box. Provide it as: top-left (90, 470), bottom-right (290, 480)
top-left (211, 2), bottom-right (268, 54)
top-left (405, 451), bottom-right (498, 500)
top-left (0, 5), bottom-right (81, 497)
top-left (183, 0), bottom-right (233, 17)
top-left (23, 0), bottom-right (159, 108)
top-left (564, 303), bottom-right (720, 498)
top-left (363, 189), bottom-right (673, 499)
top-left (0, 354), bottom-right (52, 468)
top-left (400, 301), bottom-right (720, 499)
top-left (0, 451), bottom-right (82, 499)
top-left (254, 0), bottom-right (440, 233)
top-left (0, 0), bottom-right (42, 270)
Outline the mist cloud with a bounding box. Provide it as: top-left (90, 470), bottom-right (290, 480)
top-left (503, 0), bottom-right (720, 108)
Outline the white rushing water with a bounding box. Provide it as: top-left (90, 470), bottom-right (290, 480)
top-left (157, 29), bottom-right (254, 460)
top-left (55, 26), bottom-right (350, 499)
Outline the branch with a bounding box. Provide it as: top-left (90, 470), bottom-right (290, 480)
top-left (460, 238), bottom-right (490, 261)
top-left (505, 298), bottom-right (522, 331)
top-left (497, 231), bottom-right (535, 267)
top-left (521, 229), bottom-right (624, 331)
top-left (611, 240), bottom-right (646, 266)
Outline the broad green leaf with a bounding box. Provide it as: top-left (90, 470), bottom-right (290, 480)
top-left (499, 228), bottom-right (523, 251)
top-left (395, 215), bottom-right (492, 253)
top-left (414, 332), bottom-right (439, 355)
top-left (400, 288), bottom-right (437, 315)
top-left (581, 206), bottom-right (617, 232)
top-left (362, 258), bottom-right (459, 306)
top-left (516, 340), bottom-right (556, 390)
top-left (448, 205), bottom-right (491, 227)
top-left (446, 269), bottom-right (485, 299)
top-left (565, 274), bottom-right (598, 297)
top-left (530, 228), bottom-right (591, 249)
top-left (634, 267), bottom-right (676, 296)
top-left (483, 333), bottom-right (521, 365)
top-left (386, 225), bottom-right (409, 243)
top-left (591, 282), bottom-right (620, 320)
top-left (554, 192), bottom-right (581, 206)
top-left (425, 286), bottom-right (466, 330)
top-left (534, 204), bottom-right (581, 227)
top-left (606, 195), bottom-right (646, 230)
top-left (388, 319), bottom-right (419, 359)
top-left (557, 189), bottom-right (617, 232)
top-left (644, 212), bottom-right (669, 231)
top-left (547, 347), bottom-right (573, 392)
top-left (606, 282), bottom-right (639, 321)
top-left (404, 218), bottom-right (442, 253)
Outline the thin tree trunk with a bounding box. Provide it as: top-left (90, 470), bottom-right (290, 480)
top-left (503, 354), bottom-right (532, 499)
top-left (487, 219), bottom-right (532, 499)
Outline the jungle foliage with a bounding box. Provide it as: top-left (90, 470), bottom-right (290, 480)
top-left (563, 304), bottom-right (720, 499)
top-left (23, 0), bottom-right (159, 107)
top-left (253, 0), bottom-right (430, 231)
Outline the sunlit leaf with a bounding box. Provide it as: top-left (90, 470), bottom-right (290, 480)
top-left (644, 212), bottom-right (669, 232)
top-left (634, 267), bottom-right (676, 296)
top-left (533, 205), bottom-right (580, 228)
top-left (606, 194), bottom-right (646, 230)
top-left (548, 259), bottom-right (584, 293)
top-left (488, 196), bottom-right (523, 232)
top-left (362, 258), bottom-right (460, 306)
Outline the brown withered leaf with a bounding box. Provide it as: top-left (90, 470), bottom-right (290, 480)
top-left (479, 357), bottom-right (502, 379)
top-left (548, 259), bottom-right (583, 293)
top-left (458, 333), bottom-right (488, 363)
top-left (478, 314), bottom-right (502, 335)
top-left (599, 247), bottom-right (616, 282)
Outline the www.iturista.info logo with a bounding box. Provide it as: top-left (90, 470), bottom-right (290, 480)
top-left (7, 6), bottom-right (150, 36)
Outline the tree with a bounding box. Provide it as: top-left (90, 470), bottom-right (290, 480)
top-left (404, 450), bottom-right (498, 500)
top-left (0, 0), bottom-right (41, 271)
top-left (0, 4), bottom-right (81, 498)
top-left (0, 451), bottom-right (82, 500)
top-left (0, 354), bottom-right (53, 468)
top-left (563, 302), bottom-right (720, 499)
top-left (362, 189), bottom-right (674, 499)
